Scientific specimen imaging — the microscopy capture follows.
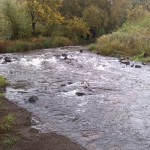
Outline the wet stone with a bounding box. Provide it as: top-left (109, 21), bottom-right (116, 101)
top-left (62, 54), bottom-right (68, 60)
top-left (28, 96), bottom-right (38, 103)
top-left (4, 57), bottom-right (12, 63)
top-left (61, 84), bottom-right (66, 87)
top-left (68, 82), bottom-right (73, 85)
top-left (135, 65), bottom-right (142, 68)
top-left (120, 60), bottom-right (130, 65)
top-left (76, 92), bottom-right (86, 96)
top-left (80, 50), bottom-right (83, 53)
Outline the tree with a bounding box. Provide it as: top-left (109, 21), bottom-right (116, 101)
top-left (0, 0), bottom-right (31, 39)
top-left (25, 0), bottom-right (64, 35)
top-left (83, 5), bottom-right (104, 37)
top-left (110, 0), bottom-right (133, 29)
top-left (66, 17), bottom-right (90, 42)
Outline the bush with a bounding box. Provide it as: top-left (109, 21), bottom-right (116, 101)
top-left (0, 76), bottom-right (8, 88)
top-left (0, 41), bottom-right (10, 53)
top-left (88, 44), bottom-right (97, 52)
top-left (0, 36), bottom-right (74, 53)
top-left (95, 8), bottom-right (150, 59)
top-left (49, 36), bottom-right (73, 47)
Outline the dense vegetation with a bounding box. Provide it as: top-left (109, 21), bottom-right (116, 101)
top-left (93, 2), bottom-right (150, 61)
top-left (0, 0), bottom-right (149, 59)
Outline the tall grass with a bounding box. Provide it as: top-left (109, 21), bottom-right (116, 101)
top-left (95, 7), bottom-right (150, 59)
top-left (0, 36), bottom-right (73, 53)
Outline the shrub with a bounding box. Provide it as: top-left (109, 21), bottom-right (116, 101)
top-left (0, 76), bottom-right (8, 88)
top-left (95, 8), bottom-right (150, 59)
top-left (7, 41), bottom-right (30, 52)
top-left (88, 44), bottom-right (97, 52)
top-left (49, 36), bottom-right (73, 47)
top-left (0, 40), bottom-right (10, 53)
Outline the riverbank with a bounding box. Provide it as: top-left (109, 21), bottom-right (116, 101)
top-left (0, 76), bottom-right (86, 150)
top-left (0, 97), bottom-right (86, 150)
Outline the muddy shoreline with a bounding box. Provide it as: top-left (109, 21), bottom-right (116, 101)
top-left (0, 97), bottom-right (86, 150)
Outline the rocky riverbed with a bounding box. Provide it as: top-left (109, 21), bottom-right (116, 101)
top-left (0, 46), bottom-right (150, 150)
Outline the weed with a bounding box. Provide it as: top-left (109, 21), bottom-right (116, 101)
top-left (0, 114), bottom-right (16, 132)
top-left (2, 134), bottom-right (18, 148)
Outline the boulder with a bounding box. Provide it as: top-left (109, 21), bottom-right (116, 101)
top-left (28, 96), bottom-right (38, 103)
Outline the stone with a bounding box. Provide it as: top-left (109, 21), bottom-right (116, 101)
top-left (135, 65), bottom-right (142, 68)
top-left (142, 62), bottom-right (146, 65)
top-left (76, 92), bottom-right (85, 96)
top-left (119, 57), bottom-right (125, 62)
top-left (80, 50), bottom-right (83, 53)
top-left (28, 96), bottom-right (38, 103)
top-left (131, 63), bottom-right (135, 67)
top-left (61, 84), bottom-right (66, 87)
top-left (68, 82), bottom-right (73, 85)
top-left (62, 54), bottom-right (68, 60)
top-left (4, 57), bottom-right (12, 63)
top-left (120, 60), bottom-right (130, 65)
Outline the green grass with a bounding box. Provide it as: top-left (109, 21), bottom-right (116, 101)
top-left (0, 93), bottom-right (5, 98)
top-left (2, 134), bottom-right (18, 148)
top-left (88, 44), bottom-right (97, 52)
top-left (0, 76), bottom-right (8, 88)
top-left (0, 114), bottom-right (16, 132)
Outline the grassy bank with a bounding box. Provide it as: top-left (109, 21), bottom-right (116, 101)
top-left (0, 36), bottom-right (73, 53)
top-left (90, 7), bottom-right (150, 62)
top-left (0, 76), bottom-right (17, 148)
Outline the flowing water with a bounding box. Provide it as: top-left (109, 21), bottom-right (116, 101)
top-left (0, 46), bottom-right (150, 150)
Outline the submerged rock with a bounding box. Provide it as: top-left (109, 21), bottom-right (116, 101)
top-left (80, 50), bottom-right (83, 53)
top-left (76, 92), bottom-right (85, 96)
top-left (4, 57), bottom-right (12, 63)
top-left (135, 65), bottom-right (142, 68)
top-left (68, 82), bottom-right (73, 85)
top-left (28, 96), bottom-right (38, 103)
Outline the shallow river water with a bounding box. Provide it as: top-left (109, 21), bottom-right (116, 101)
top-left (0, 46), bottom-right (150, 150)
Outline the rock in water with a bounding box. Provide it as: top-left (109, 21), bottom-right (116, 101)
top-left (62, 54), bottom-right (68, 60)
top-left (28, 96), bottom-right (38, 103)
top-left (120, 60), bottom-right (130, 65)
top-left (76, 92), bottom-right (85, 96)
top-left (135, 65), bottom-right (142, 68)
top-left (142, 62), bottom-right (146, 65)
top-left (4, 57), bottom-right (12, 63)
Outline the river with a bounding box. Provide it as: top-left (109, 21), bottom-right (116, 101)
top-left (0, 46), bottom-right (150, 150)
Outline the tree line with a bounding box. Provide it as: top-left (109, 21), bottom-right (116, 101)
top-left (0, 0), bottom-right (149, 44)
